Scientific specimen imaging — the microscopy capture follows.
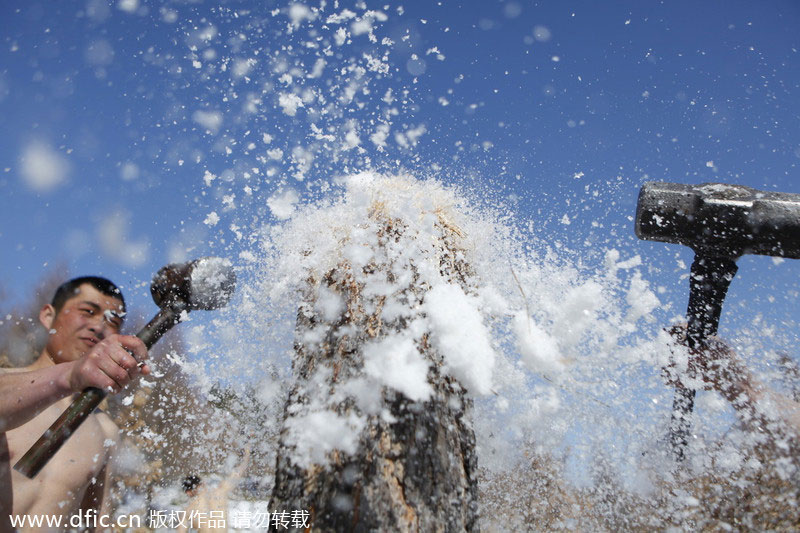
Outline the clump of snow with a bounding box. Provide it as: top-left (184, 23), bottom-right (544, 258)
top-left (85, 0), bottom-right (111, 22)
top-left (395, 124), bottom-right (427, 149)
top-left (267, 189), bottom-right (299, 219)
top-left (232, 58), bottom-right (256, 78)
top-left (288, 3), bottom-right (316, 29)
top-left (189, 256), bottom-right (235, 309)
top-left (117, 0), bottom-right (139, 14)
top-left (278, 93), bottom-right (304, 116)
top-left (85, 39), bottom-right (114, 66)
top-left (315, 285), bottom-right (343, 322)
top-left (363, 334), bottom-right (433, 402)
top-left (120, 162), bottom-right (139, 181)
top-left (97, 209), bottom-right (149, 267)
top-left (370, 123), bottom-right (390, 150)
top-left (159, 7), bottom-right (177, 23)
top-left (193, 110), bottom-right (223, 134)
top-left (625, 271), bottom-right (660, 323)
top-left (512, 311), bottom-right (565, 376)
top-left (284, 411), bottom-right (364, 469)
top-left (19, 141), bottom-right (69, 192)
top-left (533, 25), bottom-right (552, 42)
top-left (423, 283), bottom-right (497, 395)
top-left (351, 12), bottom-right (387, 36)
top-left (203, 211), bottom-right (220, 226)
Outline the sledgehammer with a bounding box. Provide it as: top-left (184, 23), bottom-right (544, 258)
top-left (14, 257), bottom-right (236, 478)
top-left (635, 181), bottom-right (800, 460)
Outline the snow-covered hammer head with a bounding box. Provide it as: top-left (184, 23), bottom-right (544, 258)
top-left (151, 257), bottom-right (236, 311)
top-left (635, 181), bottom-right (800, 258)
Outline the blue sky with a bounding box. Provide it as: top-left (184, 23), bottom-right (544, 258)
top-left (1, 0), bottom-right (798, 354)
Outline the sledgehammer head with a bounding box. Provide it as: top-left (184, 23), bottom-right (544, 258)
top-left (151, 257), bottom-right (236, 311)
top-left (635, 182), bottom-right (800, 259)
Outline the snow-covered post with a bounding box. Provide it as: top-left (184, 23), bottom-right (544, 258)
top-left (269, 179), bottom-right (490, 531)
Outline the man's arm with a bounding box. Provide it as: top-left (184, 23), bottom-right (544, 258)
top-left (666, 325), bottom-right (800, 436)
top-left (0, 364), bottom-right (75, 432)
top-left (0, 334), bottom-right (149, 433)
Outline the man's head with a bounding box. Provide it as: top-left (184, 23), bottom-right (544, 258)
top-left (39, 277), bottom-right (126, 364)
top-left (51, 277), bottom-right (126, 315)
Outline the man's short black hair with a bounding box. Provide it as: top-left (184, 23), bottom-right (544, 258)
top-left (51, 276), bottom-right (126, 315)
top-left (183, 474), bottom-right (202, 492)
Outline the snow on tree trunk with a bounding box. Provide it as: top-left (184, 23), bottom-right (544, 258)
top-left (269, 201), bottom-right (482, 532)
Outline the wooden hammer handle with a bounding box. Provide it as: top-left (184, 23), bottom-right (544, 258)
top-left (670, 253), bottom-right (738, 460)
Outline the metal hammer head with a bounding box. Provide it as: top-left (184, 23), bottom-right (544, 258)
top-left (151, 257), bottom-right (236, 311)
top-left (635, 181), bottom-right (800, 258)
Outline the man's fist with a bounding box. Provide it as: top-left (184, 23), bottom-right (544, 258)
top-left (66, 334), bottom-right (150, 394)
top-left (663, 324), bottom-right (749, 399)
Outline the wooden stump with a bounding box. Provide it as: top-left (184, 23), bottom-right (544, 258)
top-left (269, 209), bottom-right (481, 532)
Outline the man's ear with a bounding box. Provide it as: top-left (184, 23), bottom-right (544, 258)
top-left (39, 304), bottom-right (56, 330)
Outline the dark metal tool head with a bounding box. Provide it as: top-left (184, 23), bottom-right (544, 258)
top-left (635, 181), bottom-right (800, 258)
top-left (151, 257), bottom-right (236, 311)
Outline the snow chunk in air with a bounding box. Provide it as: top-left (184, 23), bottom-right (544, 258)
top-left (97, 209), bottom-right (149, 267)
top-left (278, 93), bottom-right (304, 116)
top-left (512, 312), bottom-right (565, 377)
top-left (423, 283), bottom-right (496, 395)
top-left (363, 334), bottom-right (433, 402)
top-left (19, 141), bottom-right (69, 193)
top-left (268, 189), bottom-right (299, 220)
top-left (204, 212), bottom-right (220, 227)
top-left (117, 0), bottom-right (139, 14)
top-left (285, 410), bottom-right (364, 469)
top-left (193, 110), bottom-right (223, 134)
top-left (288, 3), bottom-right (316, 28)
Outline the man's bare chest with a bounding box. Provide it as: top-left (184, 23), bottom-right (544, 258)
top-left (6, 400), bottom-right (113, 513)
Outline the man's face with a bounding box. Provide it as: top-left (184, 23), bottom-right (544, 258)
top-left (40, 283), bottom-right (125, 363)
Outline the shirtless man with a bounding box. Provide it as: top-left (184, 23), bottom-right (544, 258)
top-left (0, 277), bottom-right (149, 532)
